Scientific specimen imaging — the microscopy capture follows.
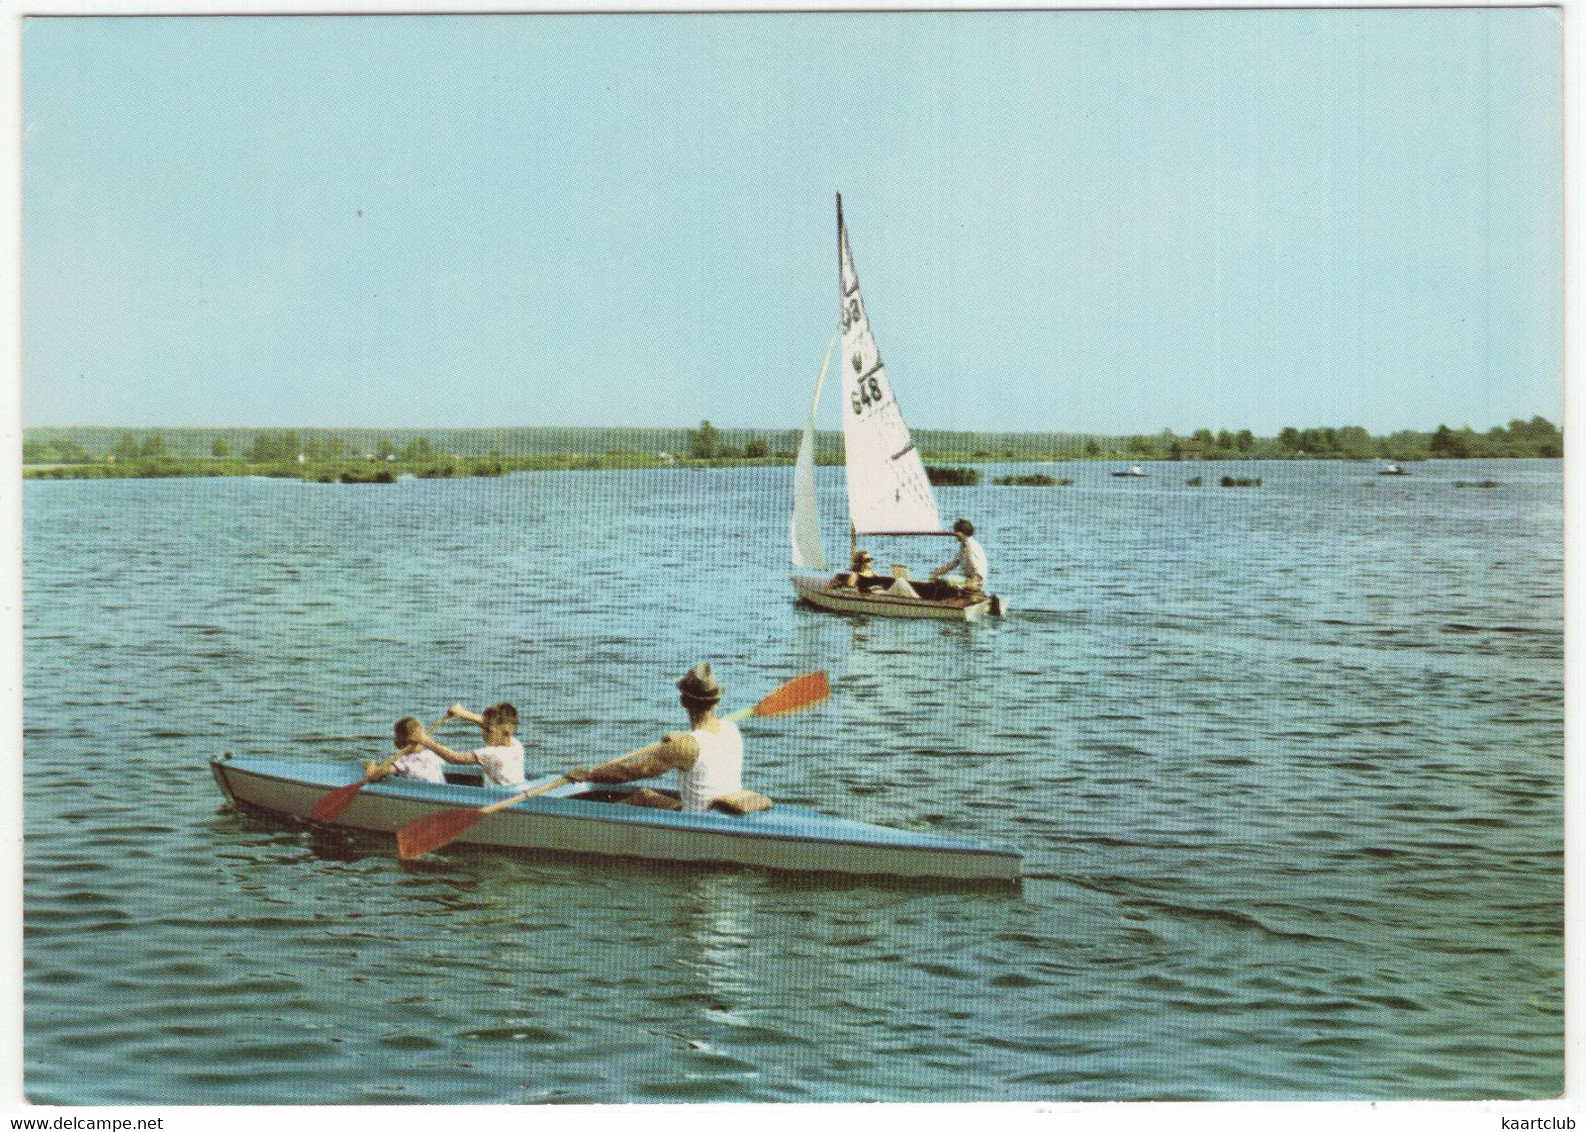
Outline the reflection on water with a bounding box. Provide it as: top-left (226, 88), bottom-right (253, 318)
top-left (23, 460), bottom-right (1562, 1102)
top-left (676, 873), bottom-right (756, 1010)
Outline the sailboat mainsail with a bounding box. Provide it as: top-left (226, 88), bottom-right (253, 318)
top-left (836, 194), bottom-right (942, 535)
top-left (790, 332), bottom-right (838, 570)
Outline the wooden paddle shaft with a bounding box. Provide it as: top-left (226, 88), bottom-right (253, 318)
top-left (479, 775), bottom-right (572, 814)
top-left (477, 738), bottom-right (662, 815)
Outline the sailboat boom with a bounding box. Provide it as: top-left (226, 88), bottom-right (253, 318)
top-left (855, 530), bottom-right (958, 538)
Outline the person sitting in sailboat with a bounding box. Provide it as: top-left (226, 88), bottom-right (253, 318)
top-left (828, 549), bottom-right (890, 594)
top-left (930, 518), bottom-right (988, 595)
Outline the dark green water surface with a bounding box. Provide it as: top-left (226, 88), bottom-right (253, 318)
top-left (22, 459), bottom-right (1563, 1102)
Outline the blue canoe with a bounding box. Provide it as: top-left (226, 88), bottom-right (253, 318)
top-left (211, 754), bottom-right (1022, 883)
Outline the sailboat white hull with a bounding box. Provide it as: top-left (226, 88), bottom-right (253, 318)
top-left (792, 573), bottom-right (1001, 622)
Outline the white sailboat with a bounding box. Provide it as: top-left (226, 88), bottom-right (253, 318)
top-left (789, 195), bottom-right (1003, 622)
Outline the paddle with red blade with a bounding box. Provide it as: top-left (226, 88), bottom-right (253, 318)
top-left (396, 670), bottom-right (830, 862)
top-left (308, 712), bottom-right (454, 824)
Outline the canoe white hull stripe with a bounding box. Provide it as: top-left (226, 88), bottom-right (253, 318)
top-left (211, 757), bottom-right (1021, 882)
top-left (791, 574), bottom-right (993, 621)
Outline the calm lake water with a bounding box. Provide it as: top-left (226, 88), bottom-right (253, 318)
top-left (22, 459), bottom-right (1563, 1103)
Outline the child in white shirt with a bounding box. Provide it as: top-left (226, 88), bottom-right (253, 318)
top-left (421, 701), bottom-right (526, 786)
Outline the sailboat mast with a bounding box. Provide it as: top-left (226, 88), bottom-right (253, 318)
top-left (840, 191), bottom-right (852, 569)
top-left (836, 191), bottom-right (845, 276)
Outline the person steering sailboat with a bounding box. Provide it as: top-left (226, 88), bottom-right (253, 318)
top-left (930, 518), bottom-right (988, 596)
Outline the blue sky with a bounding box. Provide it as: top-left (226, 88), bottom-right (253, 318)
top-left (20, 9), bottom-right (1563, 436)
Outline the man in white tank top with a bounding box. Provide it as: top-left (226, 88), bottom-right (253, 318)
top-left (565, 662), bottom-right (743, 812)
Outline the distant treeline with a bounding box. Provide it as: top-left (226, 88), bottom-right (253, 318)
top-left (22, 416), bottom-right (1562, 479)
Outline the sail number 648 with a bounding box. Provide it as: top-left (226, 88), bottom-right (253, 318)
top-left (852, 375), bottom-right (884, 415)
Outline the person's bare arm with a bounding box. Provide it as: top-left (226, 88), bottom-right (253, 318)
top-left (570, 732), bottom-right (699, 783)
top-left (931, 547), bottom-right (965, 580)
top-left (420, 735), bottom-right (479, 766)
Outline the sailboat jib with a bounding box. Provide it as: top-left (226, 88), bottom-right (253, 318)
top-left (790, 331), bottom-right (838, 571)
top-left (837, 197), bottom-right (942, 536)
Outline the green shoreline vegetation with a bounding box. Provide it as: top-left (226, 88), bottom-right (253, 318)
top-left (21, 417), bottom-right (1562, 481)
top-left (993, 473), bottom-right (1072, 487)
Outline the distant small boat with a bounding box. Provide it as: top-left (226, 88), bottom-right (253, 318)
top-left (1112, 464), bottom-right (1148, 477)
top-left (1378, 462), bottom-right (1408, 476)
top-left (788, 195), bottom-right (1004, 622)
top-left (211, 754), bottom-right (1022, 883)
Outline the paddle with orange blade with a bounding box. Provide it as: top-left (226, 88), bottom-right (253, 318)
top-left (396, 670), bottom-right (830, 861)
top-left (308, 712), bottom-right (453, 824)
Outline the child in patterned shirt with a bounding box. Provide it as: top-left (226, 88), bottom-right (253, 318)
top-left (364, 716), bottom-right (447, 784)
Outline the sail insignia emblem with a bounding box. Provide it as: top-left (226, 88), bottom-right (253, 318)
top-left (852, 353), bottom-right (864, 373)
